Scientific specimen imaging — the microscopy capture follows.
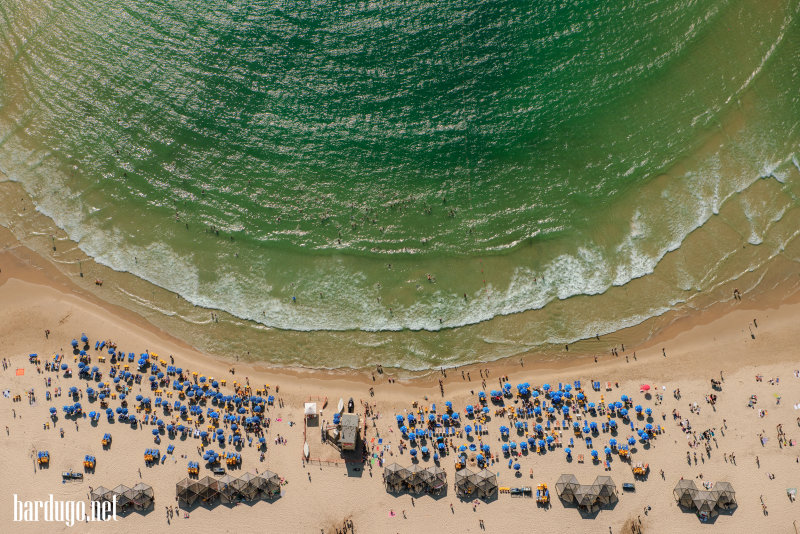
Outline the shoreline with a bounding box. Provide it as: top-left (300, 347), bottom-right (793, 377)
top-left (1, 215), bottom-right (798, 390)
top-left (2, 242), bottom-right (800, 533)
top-left (3, 135), bottom-right (800, 372)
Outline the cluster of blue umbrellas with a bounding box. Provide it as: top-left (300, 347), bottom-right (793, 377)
top-left (62, 402), bottom-right (82, 415)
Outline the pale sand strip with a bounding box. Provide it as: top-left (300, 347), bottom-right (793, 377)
top-left (0, 240), bottom-right (799, 533)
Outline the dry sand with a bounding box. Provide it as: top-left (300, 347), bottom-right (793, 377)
top-left (0, 239), bottom-right (800, 533)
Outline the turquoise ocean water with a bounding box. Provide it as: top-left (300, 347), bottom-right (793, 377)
top-left (1, 0), bottom-right (800, 368)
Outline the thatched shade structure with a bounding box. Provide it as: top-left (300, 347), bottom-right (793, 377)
top-left (383, 463), bottom-right (405, 492)
top-left (713, 482), bottom-right (736, 507)
top-left (197, 476), bottom-right (220, 503)
top-left (406, 464), bottom-right (425, 493)
top-left (130, 483), bottom-right (154, 510)
top-left (176, 478), bottom-right (198, 506)
top-left (692, 491), bottom-right (719, 515)
top-left (555, 474), bottom-right (580, 501)
top-left (236, 472), bottom-right (260, 500)
top-left (425, 466), bottom-right (447, 492)
top-left (112, 485), bottom-right (132, 508)
top-left (474, 469), bottom-right (498, 499)
top-left (216, 475), bottom-right (238, 503)
top-left (261, 470), bottom-right (282, 498)
top-left (592, 476), bottom-right (618, 505)
top-left (573, 485), bottom-right (598, 508)
top-left (673, 479), bottom-right (698, 508)
top-left (90, 486), bottom-right (113, 504)
top-left (455, 468), bottom-right (477, 497)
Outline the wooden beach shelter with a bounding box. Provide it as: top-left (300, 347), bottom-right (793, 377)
top-left (235, 472), bottom-right (260, 500)
top-left (216, 474), bottom-right (238, 503)
top-left (176, 478), bottom-right (198, 506)
top-left (454, 468), bottom-right (477, 497)
top-left (474, 469), bottom-right (498, 499)
top-left (573, 484), bottom-right (598, 508)
top-left (261, 470), bottom-right (282, 498)
top-left (406, 464), bottom-right (426, 493)
top-left (713, 482), bottom-right (736, 507)
top-left (90, 486), bottom-right (113, 504)
top-left (592, 476), bottom-right (618, 505)
top-left (692, 491), bottom-right (719, 516)
top-left (383, 463), bottom-right (406, 492)
top-left (130, 483), bottom-right (154, 510)
top-left (197, 476), bottom-right (220, 504)
top-left (555, 474), bottom-right (580, 502)
top-left (673, 479), bottom-right (698, 508)
top-left (425, 466), bottom-right (447, 493)
top-left (111, 485), bottom-right (132, 510)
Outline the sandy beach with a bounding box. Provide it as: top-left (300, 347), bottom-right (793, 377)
top-left (0, 234), bottom-right (799, 534)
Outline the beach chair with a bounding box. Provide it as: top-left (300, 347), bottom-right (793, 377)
top-left (577, 454), bottom-right (584, 463)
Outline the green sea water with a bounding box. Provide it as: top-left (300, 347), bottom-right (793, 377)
top-left (1, 0), bottom-right (800, 368)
